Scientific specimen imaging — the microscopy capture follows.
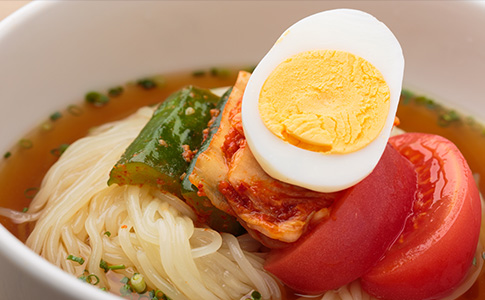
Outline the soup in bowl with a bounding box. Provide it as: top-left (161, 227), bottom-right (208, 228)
top-left (0, 2), bottom-right (484, 300)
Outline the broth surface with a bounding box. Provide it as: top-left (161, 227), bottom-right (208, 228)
top-left (0, 71), bottom-right (484, 299)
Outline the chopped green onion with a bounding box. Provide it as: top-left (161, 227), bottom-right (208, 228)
top-left (149, 290), bottom-right (166, 300)
top-left (400, 90), bottom-right (413, 105)
top-left (100, 287), bottom-right (107, 292)
top-left (137, 78), bottom-right (157, 90)
top-left (19, 139), bottom-right (33, 149)
top-left (438, 110), bottom-right (460, 127)
top-left (426, 101), bottom-right (436, 109)
top-left (100, 259), bottom-right (109, 272)
top-left (67, 105), bottom-right (83, 116)
top-left (243, 65), bottom-right (256, 73)
top-left (131, 273), bottom-right (147, 294)
top-left (22, 207), bottom-right (29, 213)
top-left (104, 231), bottom-right (111, 237)
top-left (41, 122), bottom-right (53, 131)
top-left (153, 75), bottom-right (166, 87)
top-left (250, 291), bottom-right (262, 300)
top-left (481, 252), bottom-right (485, 260)
top-left (442, 110), bottom-right (459, 122)
top-left (87, 274), bottom-right (100, 285)
top-left (108, 86), bottom-right (124, 97)
top-left (149, 290), bottom-right (171, 300)
top-left (210, 67), bottom-right (230, 78)
top-left (412, 95), bottom-right (436, 109)
top-left (67, 254), bottom-right (85, 265)
top-left (120, 283), bottom-right (132, 296)
top-left (3, 152), bottom-right (11, 159)
top-left (85, 91), bottom-right (110, 106)
top-left (79, 272), bottom-right (100, 286)
top-left (120, 276), bottom-right (130, 284)
top-left (24, 187), bottom-right (39, 199)
top-left (465, 116), bottom-right (476, 126)
top-left (50, 144), bottom-right (70, 157)
top-left (109, 264), bottom-right (126, 270)
top-left (149, 290), bottom-right (157, 300)
top-left (192, 70), bottom-right (206, 77)
top-left (415, 96), bottom-right (428, 105)
top-left (99, 259), bottom-right (125, 272)
top-left (50, 111), bottom-right (62, 121)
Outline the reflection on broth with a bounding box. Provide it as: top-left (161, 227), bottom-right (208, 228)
top-left (0, 69), bottom-right (484, 300)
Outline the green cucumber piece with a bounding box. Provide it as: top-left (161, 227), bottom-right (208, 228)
top-left (181, 87), bottom-right (245, 235)
top-left (108, 86), bottom-right (219, 195)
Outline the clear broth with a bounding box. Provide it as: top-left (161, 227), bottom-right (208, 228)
top-left (0, 71), bottom-right (484, 299)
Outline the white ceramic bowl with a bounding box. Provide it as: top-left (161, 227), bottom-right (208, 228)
top-left (0, 1), bottom-right (484, 299)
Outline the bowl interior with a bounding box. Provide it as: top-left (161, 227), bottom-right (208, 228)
top-left (0, 1), bottom-right (484, 299)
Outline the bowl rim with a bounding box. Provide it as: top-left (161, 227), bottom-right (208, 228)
top-left (0, 1), bottom-right (484, 300)
top-left (0, 2), bottom-right (128, 299)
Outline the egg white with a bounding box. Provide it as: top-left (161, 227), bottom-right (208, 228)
top-left (241, 9), bottom-right (404, 192)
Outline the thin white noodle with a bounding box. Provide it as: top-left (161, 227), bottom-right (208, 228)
top-left (198, 256), bottom-right (251, 297)
top-left (338, 285), bottom-right (353, 300)
top-left (85, 211), bottom-right (107, 288)
top-left (118, 222), bottom-right (141, 268)
top-left (162, 209), bottom-right (218, 300)
top-left (223, 233), bottom-right (271, 299)
top-left (157, 212), bottom-right (197, 298)
top-left (60, 226), bottom-right (79, 257)
top-left (152, 190), bottom-right (197, 221)
top-left (105, 201), bottom-right (126, 234)
top-left (126, 188), bottom-right (158, 244)
top-left (260, 271), bottom-right (283, 300)
top-left (321, 291), bottom-right (337, 300)
top-left (203, 251), bottom-right (252, 284)
top-left (137, 251), bottom-right (187, 300)
top-left (191, 228), bottom-right (223, 258)
top-left (59, 247), bottom-right (73, 274)
top-left (0, 207), bottom-right (41, 223)
top-left (71, 206), bottom-right (88, 234)
top-left (237, 233), bottom-right (264, 252)
top-left (349, 280), bottom-right (362, 300)
top-left (194, 262), bottom-right (232, 300)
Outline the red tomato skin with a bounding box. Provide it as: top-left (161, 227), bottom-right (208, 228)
top-left (362, 133), bottom-right (482, 300)
top-left (264, 144), bottom-right (417, 294)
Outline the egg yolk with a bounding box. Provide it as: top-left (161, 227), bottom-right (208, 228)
top-left (258, 50), bottom-right (390, 154)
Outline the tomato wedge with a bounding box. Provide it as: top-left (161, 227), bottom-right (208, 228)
top-left (362, 133), bottom-right (482, 300)
top-left (264, 144), bottom-right (417, 294)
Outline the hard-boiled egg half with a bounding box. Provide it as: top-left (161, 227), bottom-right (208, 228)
top-left (241, 9), bottom-right (404, 192)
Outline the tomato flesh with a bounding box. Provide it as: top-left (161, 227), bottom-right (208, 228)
top-left (362, 133), bottom-right (482, 300)
top-left (264, 144), bottom-right (417, 294)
